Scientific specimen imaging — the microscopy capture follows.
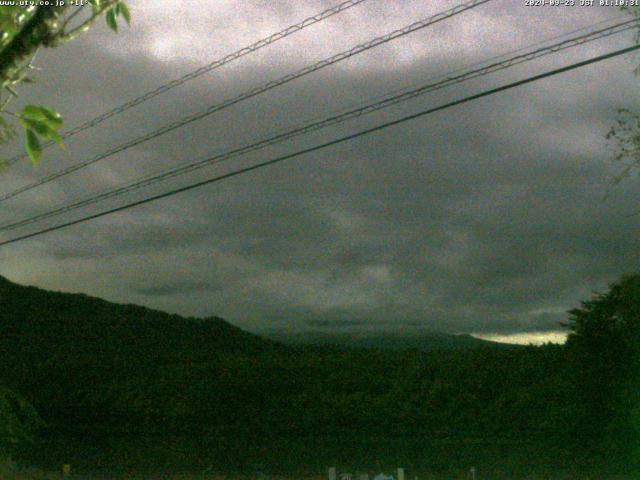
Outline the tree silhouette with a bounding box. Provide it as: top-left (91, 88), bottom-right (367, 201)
top-left (565, 274), bottom-right (640, 469)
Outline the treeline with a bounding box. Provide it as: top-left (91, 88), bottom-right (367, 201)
top-left (0, 274), bottom-right (637, 475)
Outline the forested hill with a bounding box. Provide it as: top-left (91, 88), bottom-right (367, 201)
top-left (0, 274), bottom-right (277, 358)
top-left (0, 274), bottom-right (511, 359)
top-left (0, 274), bottom-right (636, 477)
top-left (0, 276), bottom-right (554, 436)
top-left (0, 274), bottom-right (285, 430)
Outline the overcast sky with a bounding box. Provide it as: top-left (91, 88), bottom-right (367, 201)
top-left (1, 0), bottom-right (639, 344)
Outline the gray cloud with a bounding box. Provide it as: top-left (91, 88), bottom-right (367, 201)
top-left (1, 0), bottom-right (639, 340)
top-left (133, 280), bottom-right (216, 297)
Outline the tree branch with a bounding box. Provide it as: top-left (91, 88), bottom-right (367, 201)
top-left (59, 1), bottom-right (119, 41)
top-left (0, 6), bottom-right (67, 87)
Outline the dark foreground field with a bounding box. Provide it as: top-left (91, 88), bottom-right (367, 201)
top-left (13, 432), bottom-right (638, 480)
top-left (0, 276), bottom-right (638, 480)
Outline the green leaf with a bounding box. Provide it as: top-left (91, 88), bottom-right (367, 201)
top-left (118, 1), bottom-right (131, 25)
top-left (25, 129), bottom-right (42, 165)
top-left (47, 129), bottom-right (65, 148)
top-left (17, 106), bottom-right (65, 160)
top-left (20, 118), bottom-right (49, 136)
top-left (21, 105), bottom-right (63, 129)
top-left (106, 8), bottom-right (118, 32)
top-left (19, 118), bottom-right (65, 148)
top-left (38, 106), bottom-right (63, 129)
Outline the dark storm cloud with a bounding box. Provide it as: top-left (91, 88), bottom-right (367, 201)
top-left (134, 280), bottom-right (215, 297)
top-left (306, 318), bottom-right (367, 329)
top-left (1, 0), bottom-right (639, 342)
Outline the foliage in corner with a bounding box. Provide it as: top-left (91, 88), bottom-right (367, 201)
top-left (18, 105), bottom-right (64, 166)
top-left (0, 1), bottom-right (130, 165)
top-left (565, 274), bottom-right (640, 468)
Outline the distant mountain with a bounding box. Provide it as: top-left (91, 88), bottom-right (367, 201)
top-left (0, 274), bottom-right (281, 420)
top-left (0, 274), bottom-right (276, 359)
top-left (0, 275), bottom-right (508, 359)
top-left (0, 275), bottom-right (580, 476)
top-left (264, 330), bottom-right (519, 351)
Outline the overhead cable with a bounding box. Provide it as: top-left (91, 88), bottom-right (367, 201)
top-left (1, 43), bottom-right (637, 247)
top-left (3, 0), bottom-right (370, 166)
top-left (0, 0), bottom-right (493, 202)
top-left (2, 18), bottom-right (637, 233)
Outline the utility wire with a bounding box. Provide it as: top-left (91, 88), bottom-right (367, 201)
top-left (0, 0), bottom-right (493, 203)
top-left (321, 12), bottom-right (633, 118)
top-left (3, 0), bottom-right (369, 166)
top-left (1, 43), bottom-right (637, 248)
top-left (2, 18), bottom-right (637, 233)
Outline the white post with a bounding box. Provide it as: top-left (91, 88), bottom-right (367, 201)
top-left (329, 467), bottom-right (337, 480)
top-left (397, 467), bottom-right (405, 480)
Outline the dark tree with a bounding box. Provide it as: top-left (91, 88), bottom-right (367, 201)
top-left (564, 274), bottom-right (640, 469)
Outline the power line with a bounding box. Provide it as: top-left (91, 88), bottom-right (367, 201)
top-left (3, 0), bottom-right (370, 166)
top-left (2, 18), bottom-right (637, 233)
top-left (0, 0), bottom-right (493, 203)
top-left (1, 43), bottom-right (637, 248)
top-left (328, 12), bottom-right (633, 115)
